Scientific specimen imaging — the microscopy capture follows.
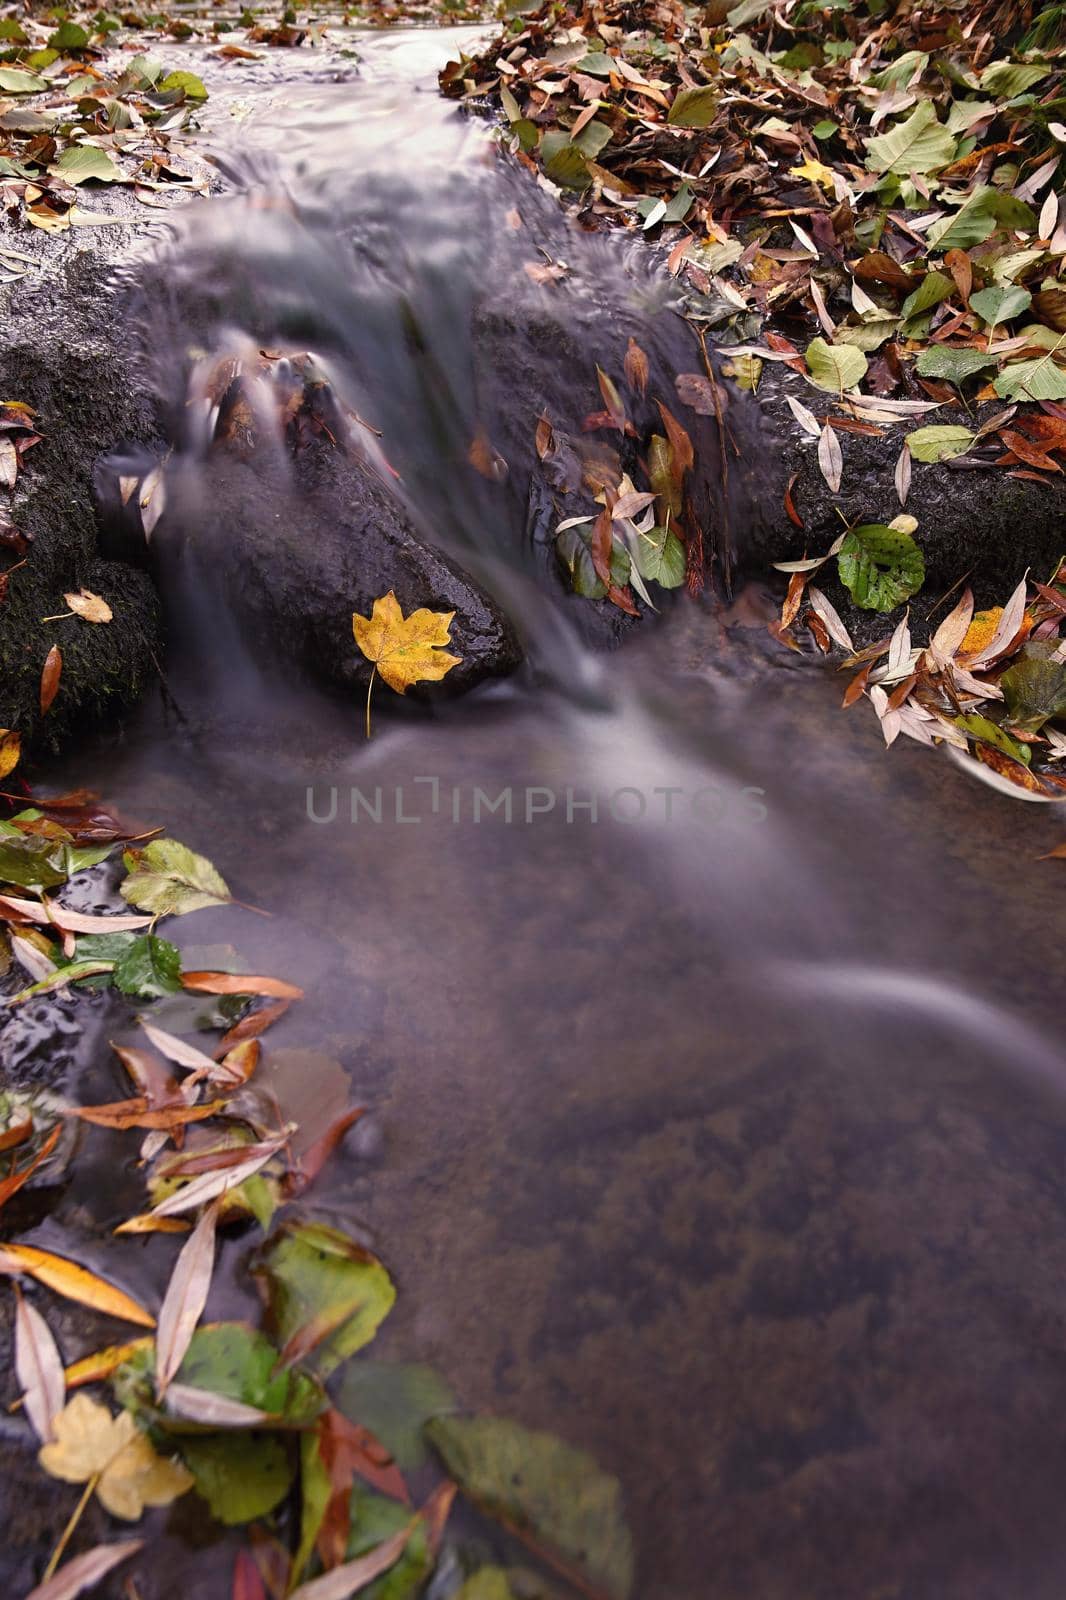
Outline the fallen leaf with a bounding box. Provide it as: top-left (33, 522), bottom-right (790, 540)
top-left (352, 592), bottom-right (461, 737)
top-left (15, 1290), bottom-right (65, 1444)
top-left (0, 1245), bottom-right (155, 1328)
top-left (120, 837), bottom-right (231, 917)
top-left (156, 1199), bottom-right (219, 1398)
top-left (63, 589), bottom-right (112, 624)
top-left (180, 970), bottom-right (304, 1000)
top-left (24, 1540), bottom-right (144, 1600)
top-left (39, 1393), bottom-right (192, 1519)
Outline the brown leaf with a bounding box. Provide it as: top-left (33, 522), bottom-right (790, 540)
top-left (589, 507), bottom-right (614, 589)
top-left (784, 474), bottom-right (804, 528)
top-left (655, 400), bottom-right (694, 482)
top-left (467, 428), bottom-right (508, 482)
top-left (674, 373), bottom-right (716, 415)
top-left (232, 1551), bottom-right (267, 1600)
top-left (0, 1123), bottom-right (62, 1212)
top-left (284, 1107), bottom-right (365, 1200)
top-left (180, 971), bottom-right (305, 1000)
top-left (841, 662), bottom-right (872, 707)
top-left (39, 646), bottom-right (62, 716)
top-left (624, 337), bottom-right (649, 396)
top-left (214, 999), bottom-right (291, 1057)
top-left (24, 1539), bottom-right (144, 1600)
top-left (975, 743), bottom-right (1057, 796)
top-left (944, 249), bottom-right (973, 305)
top-left (74, 1098), bottom-right (225, 1131)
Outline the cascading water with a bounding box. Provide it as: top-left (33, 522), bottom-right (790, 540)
top-left (27, 25), bottom-right (1066, 1600)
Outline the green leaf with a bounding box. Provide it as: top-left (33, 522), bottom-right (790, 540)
top-left (662, 182), bottom-right (694, 223)
top-left (75, 931), bottom-right (138, 964)
top-left (112, 934), bottom-right (182, 999)
top-left (805, 337), bottom-right (868, 392)
top-left (812, 118), bottom-right (838, 140)
top-left (0, 20), bottom-right (28, 41)
top-left (0, 68), bottom-right (49, 93)
top-left (539, 132), bottom-right (590, 190)
top-left (115, 1323), bottom-right (326, 1429)
top-left (925, 185), bottom-right (1036, 251)
top-left (667, 85), bottom-right (719, 128)
top-left (455, 1572), bottom-right (518, 1600)
top-left (953, 713), bottom-right (1031, 762)
top-left (836, 522), bottom-right (925, 611)
top-left (120, 837), bottom-right (231, 917)
top-left (834, 319), bottom-right (899, 351)
top-left (865, 101), bottom-right (955, 176)
top-left (0, 836), bottom-right (68, 889)
top-left (556, 525), bottom-right (605, 599)
top-left (633, 525), bottom-right (685, 588)
top-left (293, 1430), bottom-right (332, 1589)
top-left (970, 284), bottom-right (1033, 328)
top-left (253, 1221), bottom-right (396, 1378)
top-left (905, 424), bottom-right (977, 462)
top-left (51, 144), bottom-right (122, 184)
top-left (335, 1362), bottom-right (456, 1472)
top-left (999, 654), bottom-right (1066, 732)
top-left (158, 69), bottom-right (208, 101)
top-left (900, 270), bottom-right (955, 323)
top-left (47, 20), bottom-right (89, 48)
top-left (179, 1430), bottom-right (293, 1524)
top-left (980, 60), bottom-right (1050, 97)
top-left (346, 1487), bottom-right (431, 1600)
top-left (914, 346), bottom-right (997, 383)
top-left (572, 51), bottom-right (615, 76)
top-left (573, 118), bottom-right (611, 159)
top-left (426, 1416), bottom-right (634, 1600)
top-left (993, 341), bottom-right (1066, 399)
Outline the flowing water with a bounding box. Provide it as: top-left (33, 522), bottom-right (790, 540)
top-left (11, 27), bottom-right (1066, 1599)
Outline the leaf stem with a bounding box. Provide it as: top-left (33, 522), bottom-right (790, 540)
top-left (365, 666), bottom-right (376, 741)
top-left (43, 1472), bottom-right (98, 1582)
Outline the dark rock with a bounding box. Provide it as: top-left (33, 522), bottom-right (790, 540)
top-left (159, 439), bottom-right (522, 698)
top-left (0, 253), bottom-right (162, 757)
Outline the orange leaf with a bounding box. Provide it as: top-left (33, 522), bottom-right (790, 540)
top-left (0, 1244), bottom-right (155, 1327)
top-left (180, 971), bottom-right (305, 1000)
top-left (39, 645), bottom-right (61, 715)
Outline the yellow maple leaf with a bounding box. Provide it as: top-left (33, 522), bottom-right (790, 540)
top-left (352, 591), bottom-right (462, 738)
top-left (0, 728), bottom-right (20, 781)
top-left (789, 158), bottom-right (836, 192)
top-left (39, 1393), bottom-right (193, 1520)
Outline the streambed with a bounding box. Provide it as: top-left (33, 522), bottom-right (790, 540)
top-left (4, 28), bottom-right (1066, 1600)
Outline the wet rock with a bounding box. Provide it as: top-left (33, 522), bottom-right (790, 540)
top-left (0, 252), bottom-right (162, 757)
top-left (163, 440), bottom-right (522, 698)
top-left (723, 362), bottom-right (1065, 628)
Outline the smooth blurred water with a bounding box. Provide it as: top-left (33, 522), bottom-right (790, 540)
top-left (26, 27), bottom-right (1066, 1600)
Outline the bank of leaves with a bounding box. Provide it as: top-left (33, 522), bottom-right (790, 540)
top-left (443, 0), bottom-right (1066, 476)
top-left (0, 790), bottom-right (635, 1599)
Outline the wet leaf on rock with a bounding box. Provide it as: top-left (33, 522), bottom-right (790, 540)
top-left (905, 424), bottom-right (976, 462)
top-left (804, 338), bottom-right (867, 393)
top-left (254, 1221), bottom-right (396, 1378)
top-left (425, 1416), bottom-right (634, 1600)
top-left (837, 522), bottom-right (925, 612)
top-left (1000, 654), bottom-right (1066, 732)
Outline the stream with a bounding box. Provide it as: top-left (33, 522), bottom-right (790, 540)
top-left (10, 26), bottom-right (1066, 1600)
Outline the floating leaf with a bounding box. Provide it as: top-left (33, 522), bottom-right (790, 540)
top-left (120, 838), bottom-right (231, 917)
top-left (155, 1200), bottom-right (218, 1399)
top-left (254, 1221), bottom-right (396, 1378)
top-left (837, 522), bottom-right (925, 612)
top-left (39, 1394), bottom-right (192, 1519)
top-left (23, 1541), bottom-right (143, 1600)
top-left (427, 1416), bottom-right (634, 1600)
top-left (805, 338), bottom-right (867, 392)
top-left (112, 934), bottom-right (182, 999)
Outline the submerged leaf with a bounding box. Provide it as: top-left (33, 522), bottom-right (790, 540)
top-left (254, 1221), bottom-right (396, 1378)
top-left (427, 1416), bottom-right (634, 1600)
